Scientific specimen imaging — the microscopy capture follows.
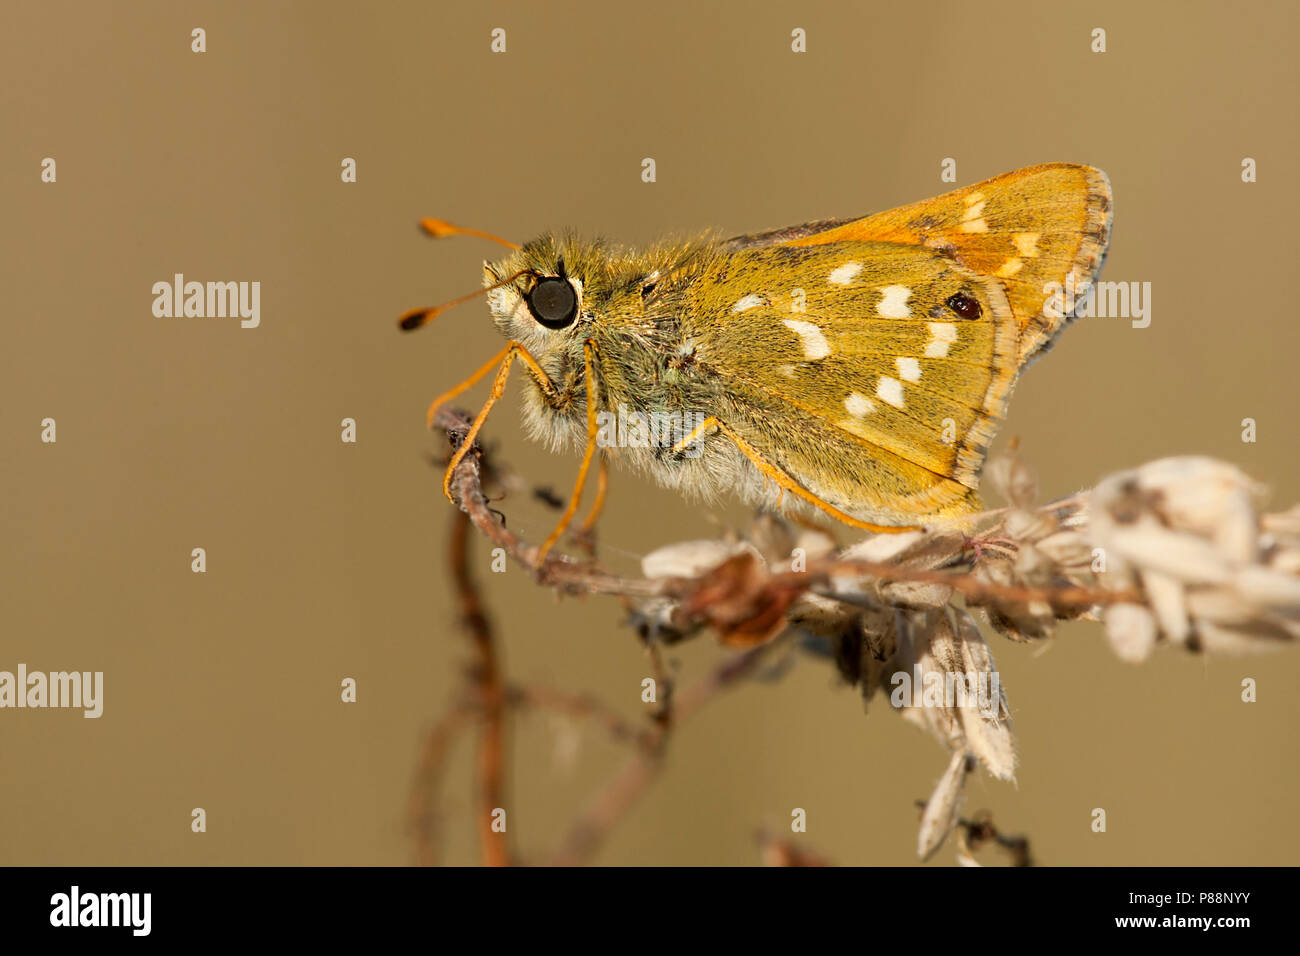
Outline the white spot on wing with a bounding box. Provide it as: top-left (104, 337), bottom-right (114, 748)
top-left (896, 357), bottom-right (921, 382)
top-left (782, 319), bottom-right (831, 360)
top-left (960, 197), bottom-right (989, 233)
top-left (844, 392), bottom-right (875, 417)
top-left (828, 262), bottom-right (863, 285)
top-left (731, 293), bottom-right (766, 312)
top-left (1013, 232), bottom-right (1040, 257)
top-left (924, 323), bottom-right (958, 358)
top-left (876, 376), bottom-right (905, 409)
top-left (995, 257), bottom-right (1023, 277)
top-left (877, 285), bottom-right (912, 318)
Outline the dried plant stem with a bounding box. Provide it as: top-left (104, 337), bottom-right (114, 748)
top-left (956, 812), bottom-right (1034, 867)
top-left (757, 830), bottom-right (833, 867)
top-left (449, 509), bottom-right (511, 867)
top-left (547, 637), bottom-right (783, 866)
top-left (410, 681), bottom-right (657, 866)
top-left (433, 406), bottom-right (1139, 614)
top-left (436, 406), bottom-right (657, 598)
top-left (408, 699), bottom-right (476, 867)
top-left (793, 560), bottom-right (1138, 610)
top-left (505, 683), bottom-right (651, 749)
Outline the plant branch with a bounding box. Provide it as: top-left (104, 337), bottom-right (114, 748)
top-left (449, 508), bottom-right (510, 867)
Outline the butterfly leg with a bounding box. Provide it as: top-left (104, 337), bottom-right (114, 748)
top-left (426, 341), bottom-right (560, 429)
top-left (577, 453), bottom-right (610, 534)
top-left (672, 417), bottom-right (919, 535)
top-left (537, 341), bottom-right (602, 563)
top-left (432, 341), bottom-right (562, 504)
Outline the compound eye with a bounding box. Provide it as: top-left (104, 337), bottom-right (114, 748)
top-left (526, 277), bottom-right (578, 329)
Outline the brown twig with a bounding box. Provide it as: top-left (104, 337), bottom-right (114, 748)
top-left (505, 683), bottom-right (652, 749)
top-left (435, 406), bottom-right (658, 598)
top-left (408, 698), bottom-right (476, 866)
top-left (546, 636), bottom-right (785, 866)
top-left (911, 801), bottom-right (1034, 866)
top-left (449, 508), bottom-right (511, 867)
top-left (433, 406), bottom-right (1140, 619)
top-left (757, 830), bottom-right (833, 867)
top-left (955, 811), bottom-right (1034, 867)
top-left (787, 559), bottom-right (1139, 610)
top-left (644, 639), bottom-right (675, 731)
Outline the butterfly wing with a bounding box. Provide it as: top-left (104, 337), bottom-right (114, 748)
top-left (684, 240), bottom-right (1020, 525)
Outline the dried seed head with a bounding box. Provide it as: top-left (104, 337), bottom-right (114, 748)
top-left (1104, 603), bottom-right (1159, 662)
top-left (641, 539), bottom-right (759, 579)
top-left (918, 751), bottom-right (972, 860)
top-left (986, 448), bottom-right (1038, 511)
top-left (1088, 457), bottom-right (1298, 658)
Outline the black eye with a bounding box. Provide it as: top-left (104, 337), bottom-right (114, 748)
top-left (526, 277), bottom-right (578, 329)
top-left (945, 291), bottom-right (982, 320)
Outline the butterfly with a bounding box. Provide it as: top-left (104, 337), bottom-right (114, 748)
top-left (402, 163), bottom-right (1112, 561)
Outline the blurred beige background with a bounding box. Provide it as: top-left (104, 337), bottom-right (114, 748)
top-left (3, 0), bottom-right (1299, 866)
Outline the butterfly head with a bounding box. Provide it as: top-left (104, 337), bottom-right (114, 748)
top-left (479, 233), bottom-right (644, 360)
